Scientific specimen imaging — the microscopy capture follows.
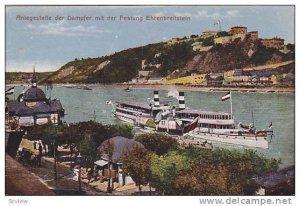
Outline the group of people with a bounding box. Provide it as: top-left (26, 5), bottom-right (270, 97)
top-left (33, 141), bottom-right (43, 155)
top-left (73, 165), bottom-right (103, 184)
top-left (16, 147), bottom-right (40, 167)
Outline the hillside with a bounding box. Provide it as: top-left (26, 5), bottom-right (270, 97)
top-left (6, 72), bottom-right (53, 84)
top-left (44, 34), bottom-right (294, 84)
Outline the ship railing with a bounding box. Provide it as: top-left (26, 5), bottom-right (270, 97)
top-left (191, 130), bottom-right (267, 141)
top-left (117, 105), bottom-right (149, 113)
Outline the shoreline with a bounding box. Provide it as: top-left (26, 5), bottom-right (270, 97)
top-left (6, 82), bottom-right (295, 94)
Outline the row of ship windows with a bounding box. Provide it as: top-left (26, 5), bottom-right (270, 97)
top-left (199, 123), bottom-right (234, 129)
top-left (180, 114), bottom-right (232, 120)
top-left (116, 109), bottom-right (150, 116)
top-left (117, 107), bottom-right (231, 121)
top-left (117, 107), bottom-right (149, 114)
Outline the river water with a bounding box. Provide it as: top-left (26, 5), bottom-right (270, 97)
top-left (8, 85), bottom-right (295, 168)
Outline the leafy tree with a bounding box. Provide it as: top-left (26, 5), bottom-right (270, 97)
top-left (106, 124), bottom-right (134, 139)
top-left (122, 146), bottom-right (152, 194)
top-left (150, 151), bottom-right (191, 195)
top-left (161, 42), bottom-right (194, 76)
top-left (25, 124), bottom-right (65, 156)
top-left (196, 37), bottom-right (205, 42)
top-left (286, 43), bottom-right (295, 52)
top-left (100, 139), bottom-right (114, 193)
top-left (202, 36), bottom-right (214, 47)
top-left (135, 133), bottom-right (178, 155)
top-left (190, 34), bottom-right (198, 38)
top-left (24, 121), bottom-right (133, 152)
top-left (174, 148), bottom-right (280, 195)
top-left (79, 134), bottom-right (99, 167)
top-left (251, 44), bottom-right (279, 65)
top-left (217, 31), bottom-right (231, 37)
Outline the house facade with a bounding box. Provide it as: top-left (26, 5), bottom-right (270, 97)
top-left (261, 37), bottom-right (284, 49)
top-left (229, 26), bottom-right (248, 35)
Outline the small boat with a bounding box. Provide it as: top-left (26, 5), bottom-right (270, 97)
top-left (124, 86), bottom-right (132, 92)
top-left (65, 85), bottom-right (92, 90)
top-left (81, 86), bottom-right (92, 90)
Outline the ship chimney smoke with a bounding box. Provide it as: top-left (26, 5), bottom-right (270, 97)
top-left (154, 91), bottom-right (160, 107)
top-left (179, 91), bottom-right (185, 109)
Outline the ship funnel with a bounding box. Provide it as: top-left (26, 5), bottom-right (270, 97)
top-left (154, 91), bottom-right (160, 107)
top-left (178, 91), bottom-right (185, 109)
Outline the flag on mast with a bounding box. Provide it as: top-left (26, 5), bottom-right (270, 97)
top-left (221, 91), bottom-right (231, 101)
top-left (213, 20), bottom-right (220, 25)
top-left (213, 20), bottom-right (221, 31)
top-left (5, 87), bottom-right (15, 96)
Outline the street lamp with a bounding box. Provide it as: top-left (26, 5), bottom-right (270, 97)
top-left (77, 153), bottom-right (82, 192)
top-left (51, 138), bottom-right (57, 180)
top-left (67, 124), bottom-right (73, 170)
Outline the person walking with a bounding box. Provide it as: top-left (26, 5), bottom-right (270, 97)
top-left (38, 143), bottom-right (43, 166)
top-left (87, 167), bottom-right (92, 183)
top-left (93, 165), bottom-right (98, 181)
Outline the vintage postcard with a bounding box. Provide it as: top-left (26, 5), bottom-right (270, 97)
top-left (4, 4), bottom-right (295, 204)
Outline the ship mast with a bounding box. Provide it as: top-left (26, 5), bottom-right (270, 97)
top-left (230, 90), bottom-right (233, 119)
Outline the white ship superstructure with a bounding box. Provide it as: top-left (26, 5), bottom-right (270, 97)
top-left (108, 90), bottom-right (273, 149)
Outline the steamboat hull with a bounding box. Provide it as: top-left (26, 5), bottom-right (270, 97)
top-left (186, 131), bottom-right (268, 149)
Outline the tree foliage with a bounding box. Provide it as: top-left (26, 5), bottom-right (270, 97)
top-left (190, 34), bottom-right (199, 38)
top-left (174, 148), bottom-right (280, 195)
top-left (100, 139), bottom-right (115, 193)
top-left (122, 146), bottom-right (152, 194)
top-left (135, 133), bottom-right (178, 155)
top-left (217, 31), bottom-right (231, 37)
top-left (160, 42), bottom-right (194, 76)
top-left (79, 134), bottom-right (99, 167)
top-left (25, 121), bottom-right (133, 148)
top-left (250, 43), bottom-right (280, 65)
top-left (150, 151), bottom-right (191, 195)
top-left (202, 36), bottom-right (214, 47)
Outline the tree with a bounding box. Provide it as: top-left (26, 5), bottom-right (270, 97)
top-left (122, 146), bottom-right (152, 194)
top-left (135, 133), bottom-right (178, 155)
top-left (190, 34), bottom-right (198, 38)
top-left (217, 31), bottom-right (231, 37)
top-left (106, 124), bottom-right (134, 139)
top-left (150, 151), bottom-right (191, 195)
top-left (43, 124), bottom-right (60, 155)
top-left (286, 43), bottom-right (295, 52)
top-left (24, 121), bottom-right (134, 156)
top-left (25, 124), bottom-right (64, 156)
top-left (174, 148), bottom-right (280, 195)
top-left (101, 139), bottom-right (114, 193)
top-left (202, 36), bottom-right (214, 47)
top-left (251, 44), bottom-right (279, 65)
top-left (161, 42), bottom-right (194, 76)
top-left (79, 134), bottom-right (99, 167)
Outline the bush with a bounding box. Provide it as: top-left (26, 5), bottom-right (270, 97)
top-left (202, 36), bottom-right (214, 47)
top-left (135, 133), bottom-right (178, 155)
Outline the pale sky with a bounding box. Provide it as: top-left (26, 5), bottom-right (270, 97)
top-left (5, 6), bottom-right (294, 72)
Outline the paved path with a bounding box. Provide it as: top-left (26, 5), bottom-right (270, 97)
top-left (5, 154), bottom-right (55, 196)
top-left (19, 138), bottom-right (158, 195)
top-left (24, 157), bottom-right (107, 195)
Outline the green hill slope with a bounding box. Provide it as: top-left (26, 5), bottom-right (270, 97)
top-left (45, 35), bottom-right (294, 84)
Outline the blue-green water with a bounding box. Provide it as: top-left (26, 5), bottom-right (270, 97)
top-left (8, 85), bottom-right (295, 168)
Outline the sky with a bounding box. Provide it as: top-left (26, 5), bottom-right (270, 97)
top-left (5, 5), bottom-right (295, 72)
